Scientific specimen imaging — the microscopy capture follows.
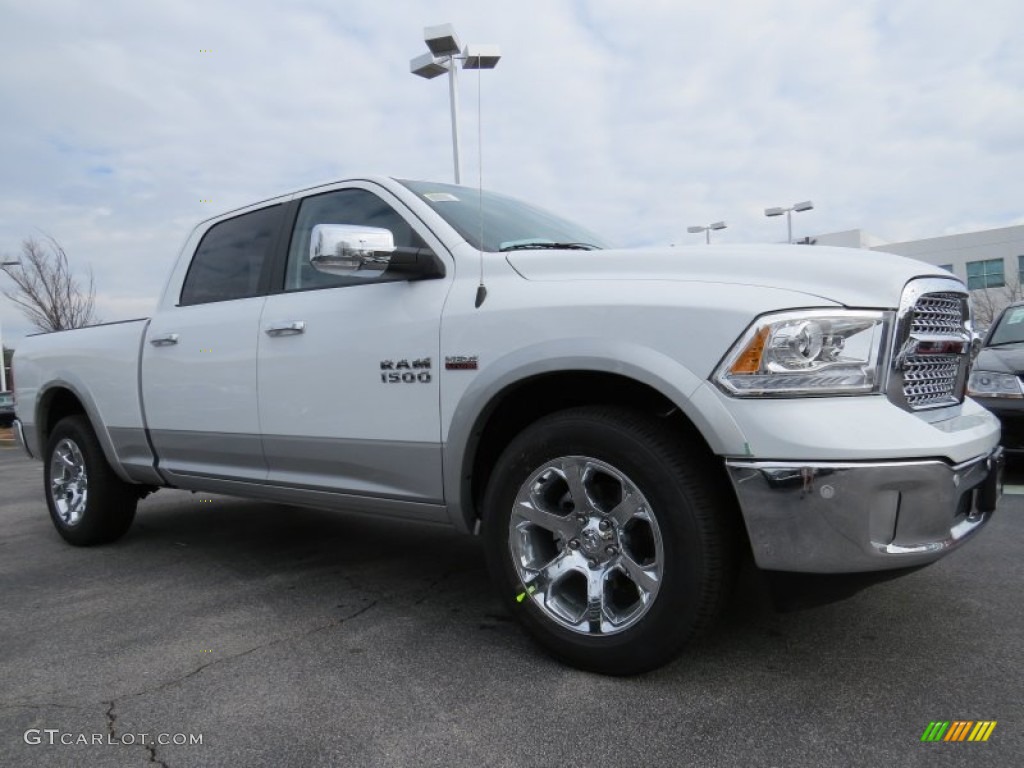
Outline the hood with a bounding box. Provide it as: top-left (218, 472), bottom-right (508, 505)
top-left (505, 244), bottom-right (955, 308)
top-left (973, 344), bottom-right (1024, 374)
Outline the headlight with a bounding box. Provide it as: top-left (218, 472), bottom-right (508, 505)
top-left (715, 310), bottom-right (890, 397)
top-left (967, 370), bottom-right (1024, 398)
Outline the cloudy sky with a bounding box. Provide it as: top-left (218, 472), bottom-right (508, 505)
top-left (1, 0), bottom-right (1021, 345)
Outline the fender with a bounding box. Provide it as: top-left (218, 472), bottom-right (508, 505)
top-left (442, 337), bottom-right (749, 531)
top-left (33, 376), bottom-right (137, 485)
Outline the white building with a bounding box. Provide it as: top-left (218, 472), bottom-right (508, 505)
top-left (809, 224), bottom-right (1024, 326)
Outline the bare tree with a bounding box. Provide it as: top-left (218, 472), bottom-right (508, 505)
top-left (1, 236), bottom-right (98, 332)
top-left (971, 288), bottom-right (1000, 328)
top-left (969, 273), bottom-right (1024, 328)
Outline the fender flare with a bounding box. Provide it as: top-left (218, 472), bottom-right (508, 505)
top-left (34, 376), bottom-right (135, 485)
top-left (442, 337), bottom-right (748, 531)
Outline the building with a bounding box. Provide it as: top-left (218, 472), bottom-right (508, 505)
top-left (809, 224), bottom-right (1024, 326)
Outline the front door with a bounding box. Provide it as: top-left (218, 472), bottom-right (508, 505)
top-left (256, 184), bottom-right (452, 505)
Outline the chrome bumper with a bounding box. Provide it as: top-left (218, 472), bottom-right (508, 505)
top-left (12, 419), bottom-right (34, 459)
top-left (725, 447), bottom-right (1003, 573)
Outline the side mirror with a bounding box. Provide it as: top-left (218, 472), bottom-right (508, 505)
top-left (309, 223), bottom-right (446, 280)
top-left (310, 224), bottom-right (395, 276)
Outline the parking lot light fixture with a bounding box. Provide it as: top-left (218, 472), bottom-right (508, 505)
top-left (410, 24), bottom-right (502, 184)
top-left (764, 201), bottom-right (815, 243)
top-left (687, 221), bottom-right (727, 244)
top-left (424, 23), bottom-right (462, 57)
top-left (462, 44), bottom-right (501, 70)
top-left (409, 52), bottom-right (449, 80)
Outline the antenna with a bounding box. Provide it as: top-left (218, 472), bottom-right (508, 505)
top-left (413, 26), bottom-right (499, 306)
top-left (474, 64), bottom-right (488, 308)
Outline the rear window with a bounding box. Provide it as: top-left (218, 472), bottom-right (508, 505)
top-left (180, 205), bottom-right (283, 306)
top-left (0, 394), bottom-right (13, 406)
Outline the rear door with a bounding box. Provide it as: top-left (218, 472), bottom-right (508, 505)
top-left (256, 183), bottom-right (453, 504)
top-left (142, 203), bottom-right (286, 484)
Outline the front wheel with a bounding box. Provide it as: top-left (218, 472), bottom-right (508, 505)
top-left (482, 406), bottom-right (735, 675)
top-left (44, 415), bottom-right (138, 546)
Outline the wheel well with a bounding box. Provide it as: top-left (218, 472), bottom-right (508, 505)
top-left (466, 371), bottom-right (731, 528)
top-left (38, 387), bottom-right (88, 448)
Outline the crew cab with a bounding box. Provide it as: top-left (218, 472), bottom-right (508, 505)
top-left (12, 176), bottom-right (1003, 674)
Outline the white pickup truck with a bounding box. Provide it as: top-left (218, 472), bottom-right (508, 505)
top-left (12, 176), bottom-right (1003, 674)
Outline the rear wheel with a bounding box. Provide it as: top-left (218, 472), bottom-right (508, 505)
top-left (482, 406), bottom-right (735, 675)
top-left (44, 415), bottom-right (138, 546)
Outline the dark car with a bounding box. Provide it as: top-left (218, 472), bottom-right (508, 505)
top-left (968, 302), bottom-right (1024, 453)
top-left (0, 391), bottom-right (14, 428)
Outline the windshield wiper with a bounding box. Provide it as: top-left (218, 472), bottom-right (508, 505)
top-left (499, 242), bottom-right (601, 252)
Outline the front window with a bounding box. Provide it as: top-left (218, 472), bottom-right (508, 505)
top-left (284, 188), bottom-right (426, 291)
top-left (399, 180), bottom-right (611, 253)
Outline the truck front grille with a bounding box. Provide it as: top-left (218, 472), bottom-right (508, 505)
top-left (902, 355), bottom-right (963, 408)
top-left (889, 281), bottom-right (971, 411)
top-left (910, 293), bottom-right (968, 336)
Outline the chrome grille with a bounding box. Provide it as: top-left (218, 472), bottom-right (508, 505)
top-left (902, 355), bottom-right (962, 408)
top-left (910, 293), bottom-right (967, 336)
top-left (889, 280), bottom-right (970, 411)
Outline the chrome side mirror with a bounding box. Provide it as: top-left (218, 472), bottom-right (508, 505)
top-left (309, 224), bottom-right (395, 276)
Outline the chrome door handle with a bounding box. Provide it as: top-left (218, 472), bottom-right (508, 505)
top-left (264, 321), bottom-right (305, 337)
top-left (149, 333), bottom-right (179, 346)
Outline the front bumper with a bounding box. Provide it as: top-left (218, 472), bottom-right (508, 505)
top-left (726, 446), bottom-right (1003, 573)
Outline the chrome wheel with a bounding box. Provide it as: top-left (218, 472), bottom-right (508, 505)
top-left (509, 455), bottom-right (664, 635)
top-left (50, 438), bottom-right (89, 527)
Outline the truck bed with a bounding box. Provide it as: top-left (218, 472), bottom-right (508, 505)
top-left (13, 318), bottom-right (155, 483)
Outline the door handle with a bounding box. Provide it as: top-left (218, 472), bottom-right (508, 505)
top-left (264, 321), bottom-right (305, 337)
top-left (149, 333), bottom-right (179, 347)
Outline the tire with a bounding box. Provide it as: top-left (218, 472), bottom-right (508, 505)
top-left (482, 406), bottom-right (735, 675)
top-left (43, 415), bottom-right (138, 546)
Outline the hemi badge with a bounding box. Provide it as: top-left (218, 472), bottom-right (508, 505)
top-left (445, 355), bottom-right (479, 371)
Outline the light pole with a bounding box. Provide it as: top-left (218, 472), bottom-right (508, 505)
top-left (410, 23), bottom-right (501, 184)
top-left (0, 260), bottom-right (20, 392)
top-left (687, 221), bottom-right (727, 244)
top-left (764, 201), bottom-right (814, 244)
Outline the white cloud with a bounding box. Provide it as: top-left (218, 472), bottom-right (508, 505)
top-left (1, 0), bottom-right (1022, 342)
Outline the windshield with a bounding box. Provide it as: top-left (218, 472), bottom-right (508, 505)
top-left (987, 306), bottom-right (1024, 346)
top-left (398, 179), bottom-right (611, 253)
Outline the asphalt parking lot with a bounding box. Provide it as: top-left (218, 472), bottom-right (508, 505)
top-left (0, 435), bottom-right (1020, 767)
